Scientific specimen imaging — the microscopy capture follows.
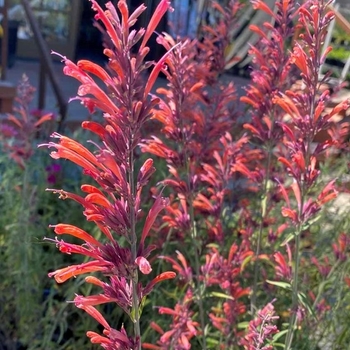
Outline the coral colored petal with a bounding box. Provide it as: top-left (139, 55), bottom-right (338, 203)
top-left (48, 261), bottom-right (106, 283)
top-left (141, 195), bottom-right (169, 244)
top-left (77, 304), bottom-right (110, 330)
top-left (52, 223), bottom-right (102, 247)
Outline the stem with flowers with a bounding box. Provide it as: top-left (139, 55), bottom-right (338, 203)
top-left (41, 1), bottom-right (178, 348)
top-left (129, 136), bottom-right (141, 346)
top-left (284, 224), bottom-right (301, 349)
top-left (271, 1), bottom-right (349, 347)
top-left (187, 164), bottom-right (208, 350)
top-left (241, 0), bottom-right (297, 313)
top-left (251, 141), bottom-right (273, 313)
top-left (33, 0), bottom-right (350, 348)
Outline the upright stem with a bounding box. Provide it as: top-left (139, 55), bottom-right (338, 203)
top-left (183, 139), bottom-right (207, 349)
top-left (129, 139), bottom-right (141, 349)
top-left (285, 130), bottom-right (313, 349)
top-left (251, 143), bottom-right (273, 314)
top-left (188, 192), bottom-right (207, 350)
top-left (284, 229), bottom-right (301, 350)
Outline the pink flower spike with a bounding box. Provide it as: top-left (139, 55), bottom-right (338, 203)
top-left (135, 256), bottom-right (152, 274)
top-left (140, 0), bottom-right (172, 50)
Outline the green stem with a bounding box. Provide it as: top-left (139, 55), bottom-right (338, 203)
top-left (183, 136), bottom-right (207, 349)
top-left (188, 193), bottom-right (207, 350)
top-left (129, 140), bottom-right (141, 349)
top-left (251, 143), bottom-right (273, 314)
top-left (284, 229), bottom-right (301, 350)
top-left (312, 261), bottom-right (339, 309)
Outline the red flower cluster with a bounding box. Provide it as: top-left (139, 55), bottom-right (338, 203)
top-left (43, 1), bottom-right (176, 348)
top-left (240, 300), bottom-right (279, 350)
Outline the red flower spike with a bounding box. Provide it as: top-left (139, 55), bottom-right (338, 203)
top-left (33, 113), bottom-right (53, 128)
top-left (45, 133), bottom-right (102, 170)
top-left (150, 322), bottom-right (165, 335)
top-left (43, 0), bottom-right (177, 347)
top-left (142, 344), bottom-right (162, 350)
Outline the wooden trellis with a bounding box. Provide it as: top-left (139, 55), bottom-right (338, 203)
top-left (0, 0), bottom-right (16, 113)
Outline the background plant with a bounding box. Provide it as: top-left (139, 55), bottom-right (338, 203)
top-left (0, 77), bottom-right (111, 349)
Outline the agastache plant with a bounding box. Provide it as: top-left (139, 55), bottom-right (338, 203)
top-left (1, 74), bottom-right (52, 168)
top-left (271, 0), bottom-right (349, 348)
top-left (141, 1), bottom-right (253, 347)
top-left (42, 1), bottom-right (176, 348)
top-left (240, 0), bottom-right (298, 313)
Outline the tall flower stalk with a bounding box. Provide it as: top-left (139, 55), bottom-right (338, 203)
top-left (141, 1), bottom-right (253, 347)
top-left (42, 1), bottom-right (176, 348)
top-left (271, 1), bottom-right (349, 347)
top-left (241, 0), bottom-right (298, 313)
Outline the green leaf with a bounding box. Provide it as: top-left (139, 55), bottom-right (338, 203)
top-left (281, 232), bottom-right (295, 246)
top-left (241, 254), bottom-right (253, 272)
top-left (272, 329), bottom-right (288, 342)
top-left (139, 296), bottom-right (147, 318)
top-left (301, 215), bottom-right (321, 231)
top-left (274, 342), bottom-right (288, 348)
top-left (206, 338), bottom-right (220, 346)
top-left (266, 280), bottom-right (291, 289)
top-left (237, 321), bottom-right (249, 329)
top-left (210, 292), bottom-right (235, 300)
top-left (298, 291), bottom-right (317, 320)
top-left (206, 243), bottom-right (220, 249)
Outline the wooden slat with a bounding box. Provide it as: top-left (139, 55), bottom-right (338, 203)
top-left (20, 0), bottom-right (67, 125)
top-left (327, 5), bottom-right (350, 35)
top-left (0, 0), bottom-right (9, 80)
